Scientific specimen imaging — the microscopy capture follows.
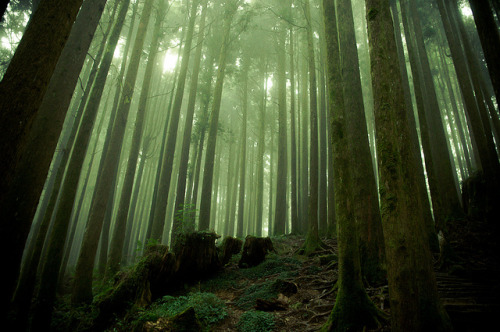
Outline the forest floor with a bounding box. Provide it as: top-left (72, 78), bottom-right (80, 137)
top-left (132, 234), bottom-right (392, 332)
top-left (54, 219), bottom-right (499, 331)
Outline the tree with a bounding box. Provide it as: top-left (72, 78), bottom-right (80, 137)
top-left (29, 1), bottom-right (130, 328)
top-left (105, 0), bottom-right (167, 279)
top-left (300, 0), bottom-right (320, 254)
top-left (273, 21), bottom-right (287, 235)
top-left (469, 0), bottom-right (500, 106)
top-left (199, 0), bottom-right (242, 231)
top-left (337, 0), bottom-right (385, 284)
top-left (150, 0), bottom-right (200, 242)
top-left (364, 0), bottom-right (452, 330)
top-left (321, 1), bottom-right (386, 330)
top-left (0, 0), bottom-right (86, 313)
top-left (71, 0), bottom-right (154, 305)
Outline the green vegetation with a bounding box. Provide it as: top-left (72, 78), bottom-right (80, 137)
top-left (237, 310), bottom-right (275, 332)
top-left (134, 292), bottom-right (227, 329)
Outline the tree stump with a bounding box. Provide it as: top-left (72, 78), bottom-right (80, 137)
top-left (219, 236), bottom-right (243, 265)
top-left (238, 235), bottom-right (275, 268)
top-left (174, 231), bottom-right (221, 279)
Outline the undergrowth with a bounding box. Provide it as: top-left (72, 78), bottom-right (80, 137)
top-left (133, 292), bottom-right (227, 329)
top-left (237, 310), bottom-right (275, 332)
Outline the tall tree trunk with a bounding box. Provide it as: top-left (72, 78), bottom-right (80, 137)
top-left (0, 0), bottom-right (88, 311)
top-left (29, 1), bottom-right (130, 328)
top-left (71, 0), bottom-right (153, 305)
top-left (322, 1), bottom-right (385, 329)
top-left (237, 59), bottom-right (250, 237)
top-left (172, 0), bottom-right (208, 245)
top-left (300, 0), bottom-right (320, 253)
top-left (255, 59), bottom-right (267, 237)
top-left (105, 0), bottom-right (166, 279)
top-left (150, 0), bottom-right (200, 241)
top-left (289, 23), bottom-right (299, 235)
top-left (337, 0), bottom-right (385, 283)
top-left (469, 0), bottom-right (500, 106)
top-left (364, 0), bottom-right (452, 330)
top-left (198, 1), bottom-right (239, 230)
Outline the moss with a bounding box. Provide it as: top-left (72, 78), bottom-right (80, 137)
top-left (321, 286), bottom-right (387, 332)
top-left (367, 8), bottom-right (379, 21)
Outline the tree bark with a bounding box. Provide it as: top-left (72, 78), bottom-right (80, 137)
top-left (71, 0), bottom-right (153, 305)
top-left (364, 0), bottom-right (452, 330)
top-left (0, 0), bottom-right (85, 312)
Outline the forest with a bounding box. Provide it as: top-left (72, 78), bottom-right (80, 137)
top-left (0, 0), bottom-right (499, 331)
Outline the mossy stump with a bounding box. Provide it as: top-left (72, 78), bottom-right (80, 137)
top-left (218, 236), bottom-right (243, 265)
top-left (238, 235), bottom-right (275, 268)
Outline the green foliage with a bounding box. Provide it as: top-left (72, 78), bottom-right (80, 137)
top-left (136, 292), bottom-right (227, 329)
top-left (237, 310), bottom-right (275, 332)
top-left (135, 238), bottom-right (160, 253)
top-left (174, 203), bottom-right (198, 234)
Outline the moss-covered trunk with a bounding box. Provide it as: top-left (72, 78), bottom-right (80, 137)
top-left (364, 0), bottom-right (452, 330)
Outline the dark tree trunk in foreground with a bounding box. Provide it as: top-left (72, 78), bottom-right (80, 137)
top-left (469, 0), bottom-right (500, 106)
top-left (30, 1), bottom-right (130, 328)
top-left (0, 0), bottom-right (85, 313)
top-left (337, 0), bottom-right (385, 284)
top-left (321, 1), bottom-right (386, 330)
top-left (364, 0), bottom-right (452, 330)
top-left (6, 0), bottom-right (110, 325)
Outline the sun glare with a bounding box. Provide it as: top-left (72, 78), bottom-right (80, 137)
top-left (163, 50), bottom-right (178, 73)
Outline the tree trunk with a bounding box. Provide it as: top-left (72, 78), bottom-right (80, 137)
top-left (301, 0), bottom-right (320, 254)
top-left (364, 0), bottom-right (452, 330)
top-left (198, 1), bottom-right (239, 230)
top-left (29, 1), bottom-right (130, 328)
top-left (469, 0), bottom-right (500, 106)
top-left (105, 0), bottom-right (166, 279)
top-left (150, 0), bottom-right (201, 241)
top-left (337, 0), bottom-right (385, 283)
top-left (172, 0), bottom-right (208, 245)
top-left (0, 0), bottom-right (85, 311)
top-left (237, 59), bottom-right (250, 237)
top-left (71, 0), bottom-right (153, 305)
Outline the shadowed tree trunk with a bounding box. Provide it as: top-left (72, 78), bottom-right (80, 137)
top-left (364, 0), bottom-right (452, 330)
top-left (321, 1), bottom-right (386, 330)
top-left (29, 1), bottom-right (130, 329)
top-left (300, 0), bottom-right (321, 254)
top-left (337, 0), bottom-right (385, 284)
top-left (469, 0), bottom-right (500, 106)
top-left (0, 0), bottom-right (86, 312)
top-left (273, 21), bottom-right (288, 235)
